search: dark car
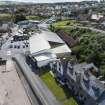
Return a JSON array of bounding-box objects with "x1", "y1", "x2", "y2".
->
[
  {"x1": 26, "y1": 45, "x2": 28, "y2": 47},
  {"x1": 11, "y1": 40, "x2": 13, "y2": 43},
  {"x1": 23, "y1": 45, "x2": 25, "y2": 48},
  {"x1": 10, "y1": 45, "x2": 13, "y2": 48},
  {"x1": 14, "y1": 45, "x2": 17, "y2": 48},
  {"x1": 17, "y1": 46, "x2": 20, "y2": 49}
]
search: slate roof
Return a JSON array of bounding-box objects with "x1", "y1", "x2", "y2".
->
[
  {"x1": 29, "y1": 34, "x2": 51, "y2": 55},
  {"x1": 56, "y1": 30, "x2": 78, "y2": 48},
  {"x1": 66, "y1": 62, "x2": 105, "y2": 103}
]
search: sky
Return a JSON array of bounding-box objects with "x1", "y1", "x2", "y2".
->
[{"x1": 0, "y1": 0, "x2": 99, "y2": 3}]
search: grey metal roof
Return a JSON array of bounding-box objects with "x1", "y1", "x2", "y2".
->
[
  {"x1": 29, "y1": 34, "x2": 51, "y2": 55},
  {"x1": 40, "y1": 31, "x2": 65, "y2": 43},
  {"x1": 51, "y1": 44, "x2": 71, "y2": 55},
  {"x1": 66, "y1": 62, "x2": 105, "y2": 102},
  {"x1": 29, "y1": 31, "x2": 71, "y2": 56},
  {"x1": 81, "y1": 77, "x2": 105, "y2": 100}
]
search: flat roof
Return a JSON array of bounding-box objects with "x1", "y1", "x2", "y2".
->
[
  {"x1": 34, "y1": 53, "x2": 56, "y2": 62},
  {"x1": 40, "y1": 31, "x2": 64, "y2": 43},
  {"x1": 29, "y1": 31, "x2": 71, "y2": 56},
  {"x1": 51, "y1": 44, "x2": 71, "y2": 54},
  {"x1": 38, "y1": 23, "x2": 49, "y2": 29},
  {"x1": 29, "y1": 20, "x2": 40, "y2": 23},
  {"x1": 29, "y1": 35, "x2": 51, "y2": 55}
]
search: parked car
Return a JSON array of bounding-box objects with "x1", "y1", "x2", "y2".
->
[
  {"x1": 17, "y1": 46, "x2": 20, "y2": 49},
  {"x1": 14, "y1": 45, "x2": 17, "y2": 48},
  {"x1": 26, "y1": 45, "x2": 28, "y2": 47},
  {"x1": 23, "y1": 45, "x2": 25, "y2": 48},
  {"x1": 9, "y1": 45, "x2": 13, "y2": 48},
  {"x1": 11, "y1": 40, "x2": 13, "y2": 43}
]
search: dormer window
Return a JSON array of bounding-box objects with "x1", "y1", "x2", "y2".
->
[
  {"x1": 69, "y1": 67, "x2": 73, "y2": 75},
  {"x1": 67, "y1": 63, "x2": 73, "y2": 75},
  {"x1": 53, "y1": 63, "x2": 57, "y2": 71},
  {"x1": 75, "y1": 72, "x2": 77, "y2": 76},
  {"x1": 83, "y1": 77, "x2": 90, "y2": 89},
  {"x1": 59, "y1": 67, "x2": 61, "y2": 71}
]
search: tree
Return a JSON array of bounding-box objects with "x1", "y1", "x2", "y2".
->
[
  {"x1": 100, "y1": 65, "x2": 105, "y2": 77},
  {"x1": 14, "y1": 8, "x2": 27, "y2": 23},
  {"x1": 14, "y1": 14, "x2": 26, "y2": 23}
]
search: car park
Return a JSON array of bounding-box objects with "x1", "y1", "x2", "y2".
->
[{"x1": 13, "y1": 35, "x2": 29, "y2": 42}]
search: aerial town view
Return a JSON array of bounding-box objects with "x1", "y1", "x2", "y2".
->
[{"x1": 0, "y1": 0, "x2": 105, "y2": 105}]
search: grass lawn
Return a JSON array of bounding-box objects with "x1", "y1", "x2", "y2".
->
[
  {"x1": 0, "y1": 13, "x2": 11, "y2": 17},
  {"x1": 0, "y1": 1, "x2": 6, "y2": 5},
  {"x1": 52, "y1": 20, "x2": 81, "y2": 29},
  {"x1": 40, "y1": 71, "x2": 78, "y2": 105},
  {"x1": 0, "y1": 13, "x2": 12, "y2": 21},
  {"x1": 26, "y1": 15, "x2": 45, "y2": 20}
]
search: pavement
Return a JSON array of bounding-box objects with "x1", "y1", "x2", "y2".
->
[
  {"x1": 0, "y1": 59, "x2": 31, "y2": 105},
  {"x1": 0, "y1": 48, "x2": 29, "y2": 60}
]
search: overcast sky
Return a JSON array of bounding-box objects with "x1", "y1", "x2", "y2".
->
[{"x1": 1, "y1": 0, "x2": 99, "y2": 3}]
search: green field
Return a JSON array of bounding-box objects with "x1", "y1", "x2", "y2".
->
[
  {"x1": 26, "y1": 15, "x2": 45, "y2": 20},
  {"x1": 0, "y1": 1, "x2": 6, "y2": 5},
  {"x1": 0, "y1": 13, "x2": 12, "y2": 21},
  {"x1": 40, "y1": 71, "x2": 78, "y2": 105},
  {"x1": 52, "y1": 20, "x2": 82, "y2": 29}
]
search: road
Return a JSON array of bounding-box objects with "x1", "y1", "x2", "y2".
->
[
  {"x1": 0, "y1": 35, "x2": 29, "y2": 60},
  {"x1": 0, "y1": 48, "x2": 28, "y2": 60},
  {"x1": 14, "y1": 54, "x2": 61, "y2": 105}
]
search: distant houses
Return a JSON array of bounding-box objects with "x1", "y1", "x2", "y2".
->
[{"x1": 90, "y1": 14, "x2": 104, "y2": 22}]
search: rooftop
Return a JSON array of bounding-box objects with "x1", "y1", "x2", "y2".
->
[
  {"x1": 40, "y1": 31, "x2": 65, "y2": 43},
  {"x1": 56, "y1": 30, "x2": 78, "y2": 48},
  {"x1": 29, "y1": 30, "x2": 71, "y2": 56},
  {"x1": 66, "y1": 62, "x2": 105, "y2": 102},
  {"x1": 29, "y1": 34, "x2": 51, "y2": 55},
  {"x1": 51, "y1": 44, "x2": 71, "y2": 55}
]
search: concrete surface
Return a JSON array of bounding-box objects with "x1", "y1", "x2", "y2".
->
[{"x1": 0, "y1": 59, "x2": 31, "y2": 105}]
